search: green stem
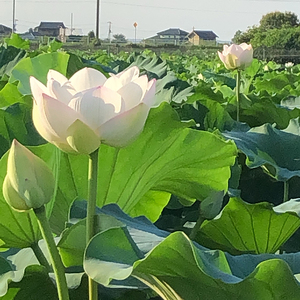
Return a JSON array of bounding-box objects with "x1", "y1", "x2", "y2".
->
[
  {"x1": 279, "y1": 180, "x2": 290, "y2": 254},
  {"x1": 283, "y1": 180, "x2": 289, "y2": 203},
  {"x1": 34, "y1": 206, "x2": 69, "y2": 300},
  {"x1": 236, "y1": 69, "x2": 241, "y2": 122},
  {"x1": 31, "y1": 241, "x2": 52, "y2": 273},
  {"x1": 86, "y1": 148, "x2": 99, "y2": 300},
  {"x1": 190, "y1": 213, "x2": 205, "y2": 241}
]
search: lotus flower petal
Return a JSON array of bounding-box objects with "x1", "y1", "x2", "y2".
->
[
  {"x1": 47, "y1": 70, "x2": 69, "y2": 85},
  {"x1": 38, "y1": 94, "x2": 80, "y2": 142},
  {"x1": 68, "y1": 86, "x2": 124, "y2": 129},
  {"x1": 117, "y1": 75, "x2": 149, "y2": 110},
  {"x1": 69, "y1": 67, "x2": 107, "y2": 92},
  {"x1": 30, "y1": 77, "x2": 49, "y2": 105},
  {"x1": 115, "y1": 66, "x2": 140, "y2": 83},
  {"x1": 97, "y1": 103, "x2": 150, "y2": 147},
  {"x1": 66, "y1": 119, "x2": 101, "y2": 154},
  {"x1": 3, "y1": 176, "x2": 30, "y2": 211},
  {"x1": 47, "y1": 78, "x2": 77, "y2": 105},
  {"x1": 103, "y1": 75, "x2": 123, "y2": 91},
  {"x1": 142, "y1": 79, "x2": 157, "y2": 107}
]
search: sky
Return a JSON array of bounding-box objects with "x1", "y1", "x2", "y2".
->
[{"x1": 2, "y1": 0, "x2": 300, "y2": 42}]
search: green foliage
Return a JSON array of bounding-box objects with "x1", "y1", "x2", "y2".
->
[
  {"x1": 196, "y1": 197, "x2": 300, "y2": 254},
  {"x1": 233, "y1": 11, "x2": 300, "y2": 50},
  {"x1": 84, "y1": 229, "x2": 300, "y2": 300},
  {"x1": 112, "y1": 34, "x2": 127, "y2": 43},
  {"x1": 259, "y1": 11, "x2": 299, "y2": 30},
  {"x1": 9, "y1": 52, "x2": 69, "y2": 95},
  {"x1": 3, "y1": 33, "x2": 300, "y2": 299},
  {"x1": 3, "y1": 33, "x2": 30, "y2": 50},
  {"x1": 223, "y1": 121, "x2": 300, "y2": 181}
]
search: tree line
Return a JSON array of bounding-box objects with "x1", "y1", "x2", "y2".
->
[{"x1": 233, "y1": 11, "x2": 300, "y2": 50}]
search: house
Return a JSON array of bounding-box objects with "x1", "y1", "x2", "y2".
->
[
  {"x1": 34, "y1": 22, "x2": 66, "y2": 41},
  {"x1": 144, "y1": 28, "x2": 189, "y2": 45},
  {"x1": 187, "y1": 30, "x2": 218, "y2": 45},
  {"x1": 0, "y1": 24, "x2": 12, "y2": 36}
]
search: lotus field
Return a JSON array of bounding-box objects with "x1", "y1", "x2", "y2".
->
[{"x1": 2, "y1": 34, "x2": 300, "y2": 300}]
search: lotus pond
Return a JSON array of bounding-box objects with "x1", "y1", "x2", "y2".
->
[{"x1": 1, "y1": 34, "x2": 300, "y2": 299}]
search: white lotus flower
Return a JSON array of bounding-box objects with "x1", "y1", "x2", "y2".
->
[
  {"x1": 218, "y1": 43, "x2": 253, "y2": 70},
  {"x1": 30, "y1": 66, "x2": 156, "y2": 154}
]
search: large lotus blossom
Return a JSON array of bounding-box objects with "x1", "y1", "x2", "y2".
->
[
  {"x1": 218, "y1": 43, "x2": 253, "y2": 70},
  {"x1": 30, "y1": 66, "x2": 156, "y2": 154}
]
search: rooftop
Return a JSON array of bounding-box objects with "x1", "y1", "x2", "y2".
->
[
  {"x1": 37, "y1": 22, "x2": 66, "y2": 29},
  {"x1": 189, "y1": 30, "x2": 218, "y2": 40},
  {"x1": 157, "y1": 28, "x2": 189, "y2": 36}
]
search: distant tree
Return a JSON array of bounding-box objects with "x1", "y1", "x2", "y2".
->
[
  {"x1": 88, "y1": 31, "x2": 95, "y2": 39},
  {"x1": 259, "y1": 11, "x2": 299, "y2": 30},
  {"x1": 112, "y1": 34, "x2": 127, "y2": 43},
  {"x1": 232, "y1": 27, "x2": 260, "y2": 44},
  {"x1": 232, "y1": 11, "x2": 300, "y2": 49}
]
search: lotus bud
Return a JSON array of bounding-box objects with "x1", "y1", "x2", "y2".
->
[
  {"x1": 3, "y1": 140, "x2": 55, "y2": 211},
  {"x1": 218, "y1": 43, "x2": 253, "y2": 70}
]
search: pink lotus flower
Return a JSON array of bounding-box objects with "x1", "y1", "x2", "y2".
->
[
  {"x1": 30, "y1": 67, "x2": 156, "y2": 154},
  {"x1": 218, "y1": 43, "x2": 253, "y2": 70}
]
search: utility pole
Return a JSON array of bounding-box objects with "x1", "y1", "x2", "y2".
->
[
  {"x1": 107, "y1": 21, "x2": 112, "y2": 43},
  {"x1": 70, "y1": 13, "x2": 74, "y2": 35},
  {"x1": 12, "y1": 0, "x2": 16, "y2": 33},
  {"x1": 95, "y1": 0, "x2": 101, "y2": 39}
]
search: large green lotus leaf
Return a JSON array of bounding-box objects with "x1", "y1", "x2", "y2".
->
[
  {"x1": 0, "y1": 256, "x2": 14, "y2": 297},
  {"x1": 0, "y1": 46, "x2": 26, "y2": 77},
  {"x1": 187, "y1": 81, "x2": 225, "y2": 104},
  {"x1": 9, "y1": 52, "x2": 69, "y2": 95},
  {"x1": 0, "y1": 265, "x2": 57, "y2": 300},
  {"x1": 223, "y1": 121, "x2": 300, "y2": 181},
  {"x1": 253, "y1": 73, "x2": 300, "y2": 101},
  {"x1": 58, "y1": 202, "x2": 168, "y2": 268},
  {"x1": 280, "y1": 96, "x2": 300, "y2": 111},
  {"x1": 195, "y1": 197, "x2": 300, "y2": 254},
  {"x1": 202, "y1": 71, "x2": 236, "y2": 89},
  {"x1": 199, "y1": 99, "x2": 235, "y2": 131},
  {"x1": 57, "y1": 103, "x2": 236, "y2": 224},
  {"x1": 0, "y1": 83, "x2": 30, "y2": 107},
  {"x1": 96, "y1": 103, "x2": 237, "y2": 220},
  {"x1": 274, "y1": 198, "x2": 300, "y2": 216},
  {"x1": 129, "y1": 54, "x2": 168, "y2": 78},
  {"x1": 84, "y1": 230, "x2": 300, "y2": 300},
  {"x1": 241, "y1": 98, "x2": 298, "y2": 129},
  {"x1": 0, "y1": 103, "x2": 45, "y2": 159},
  {"x1": 4, "y1": 34, "x2": 30, "y2": 50},
  {"x1": 0, "y1": 238, "x2": 84, "y2": 299}
]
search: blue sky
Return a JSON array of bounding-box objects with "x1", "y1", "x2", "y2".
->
[{"x1": 2, "y1": 0, "x2": 300, "y2": 41}]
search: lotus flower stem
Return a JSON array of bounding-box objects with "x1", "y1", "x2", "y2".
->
[
  {"x1": 31, "y1": 241, "x2": 52, "y2": 273},
  {"x1": 236, "y1": 70, "x2": 241, "y2": 122},
  {"x1": 86, "y1": 148, "x2": 99, "y2": 300},
  {"x1": 34, "y1": 205, "x2": 69, "y2": 300},
  {"x1": 283, "y1": 180, "x2": 289, "y2": 203},
  {"x1": 190, "y1": 213, "x2": 205, "y2": 241}
]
